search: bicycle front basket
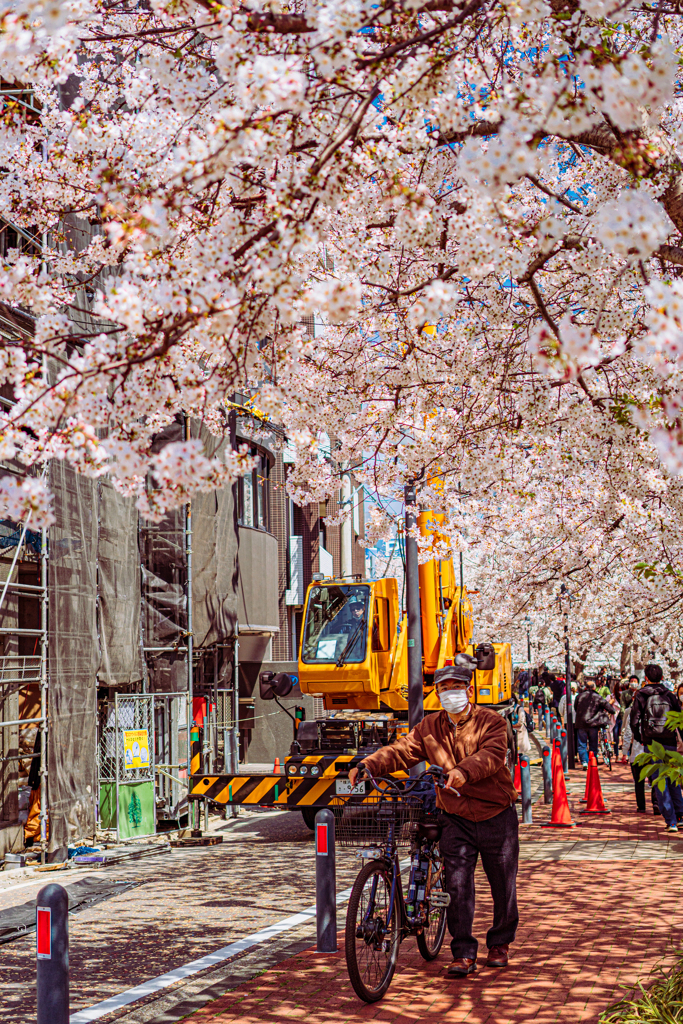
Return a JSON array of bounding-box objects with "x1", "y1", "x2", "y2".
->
[{"x1": 335, "y1": 793, "x2": 424, "y2": 849}]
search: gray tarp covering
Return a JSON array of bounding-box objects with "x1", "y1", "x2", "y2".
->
[
  {"x1": 48, "y1": 460, "x2": 98, "y2": 854},
  {"x1": 48, "y1": 464, "x2": 142, "y2": 854},
  {"x1": 98, "y1": 477, "x2": 142, "y2": 686}
]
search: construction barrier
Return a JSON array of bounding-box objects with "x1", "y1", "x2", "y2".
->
[
  {"x1": 520, "y1": 755, "x2": 532, "y2": 824},
  {"x1": 542, "y1": 745, "x2": 552, "y2": 804},
  {"x1": 513, "y1": 757, "x2": 521, "y2": 793},
  {"x1": 36, "y1": 883, "x2": 69, "y2": 1024},
  {"x1": 315, "y1": 808, "x2": 337, "y2": 952},
  {"x1": 542, "y1": 740, "x2": 575, "y2": 828},
  {"x1": 580, "y1": 752, "x2": 610, "y2": 815}
]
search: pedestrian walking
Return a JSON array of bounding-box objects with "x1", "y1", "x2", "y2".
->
[
  {"x1": 622, "y1": 703, "x2": 658, "y2": 814},
  {"x1": 349, "y1": 656, "x2": 519, "y2": 977},
  {"x1": 514, "y1": 701, "x2": 532, "y2": 754},
  {"x1": 558, "y1": 681, "x2": 577, "y2": 726},
  {"x1": 630, "y1": 663, "x2": 683, "y2": 833},
  {"x1": 574, "y1": 678, "x2": 614, "y2": 768}
]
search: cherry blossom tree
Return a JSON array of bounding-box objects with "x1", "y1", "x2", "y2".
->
[{"x1": 2, "y1": 0, "x2": 683, "y2": 662}]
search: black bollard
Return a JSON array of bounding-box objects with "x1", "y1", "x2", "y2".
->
[
  {"x1": 561, "y1": 729, "x2": 568, "y2": 774},
  {"x1": 315, "y1": 808, "x2": 337, "y2": 952},
  {"x1": 520, "y1": 755, "x2": 532, "y2": 824},
  {"x1": 542, "y1": 745, "x2": 553, "y2": 804},
  {"x1": 544, "y1": 709, "x2": 550, "y2": 738},
  {"x1": 36, "y1": 883, "x2": 69, "y2": 1024}
]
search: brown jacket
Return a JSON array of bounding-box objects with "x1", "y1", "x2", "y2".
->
[{"x1": 361, "y1": 704, "x2": 517, "y2": 822}]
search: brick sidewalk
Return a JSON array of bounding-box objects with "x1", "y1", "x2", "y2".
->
[
  {"x1": 525, "y1": 761, "x2": 683, "y2": 841},
  {"x1": 184, "y1": 859, "x2": 681, "y2": 1024},
  {"x1": 179, "y1": 761, "x2": 682, "y2": 1024}
]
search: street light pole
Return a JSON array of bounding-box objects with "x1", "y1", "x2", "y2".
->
[
  {"x1": 561, "y1": 583, "x2": 575, "y2": 769},
  {"x1": 404, "y1": 482, "x2": 424, "y2": 733}
]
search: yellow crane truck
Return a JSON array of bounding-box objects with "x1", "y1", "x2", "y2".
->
[{"x1": 188, "y1": 511, "x2": 515, "y2": 827}]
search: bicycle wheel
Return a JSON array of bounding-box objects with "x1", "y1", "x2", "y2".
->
[
  {"x1": 345, "y1": 860, "x2": 402, "y2": 1003},
  {"x1": 416, "y1": 845, "x2": 448, "y2": 961},
  {"x1": 603, "y1": 742, "x2": 612, "y2": 770}
]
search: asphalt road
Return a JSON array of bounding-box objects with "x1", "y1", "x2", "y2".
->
[{"x1": 0, "y1": 808, "x2": 360, "y2": 1024}]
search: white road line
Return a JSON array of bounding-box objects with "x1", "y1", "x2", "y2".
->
[{"x1": 70, "y1": 857, "x2": 410, "y2": 1023}]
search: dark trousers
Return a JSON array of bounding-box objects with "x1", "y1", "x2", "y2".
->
[
  {"x1": 577, "y1": 727, "x2": 599, "y2": 765},
  {"x1": 438, "y1": 804, "x2": 519, "y2": 960},
  {"x1": 648, "y1": 745, "x2": 683, "y2": 827},
  {"x1": 631, "y1": 762, "x2": 658, "y2": 813}
]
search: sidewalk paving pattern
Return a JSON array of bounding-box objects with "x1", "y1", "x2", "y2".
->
[
  {"x1": 1, "y1": 761, "x2": 681, "y2": 1024},
  {"x1": 177, "y1": 762, "x2": 683, "y2": 1024}
]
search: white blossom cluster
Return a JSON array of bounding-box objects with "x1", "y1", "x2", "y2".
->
[{"x1": 0, "y1": 0, "x2": 681, "y2": 663}]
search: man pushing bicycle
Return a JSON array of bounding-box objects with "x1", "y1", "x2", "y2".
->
[{"x1": 349, "y1": 654, "x2": 519, "y2": 977}]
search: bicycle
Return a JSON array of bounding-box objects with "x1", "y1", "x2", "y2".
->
[
  {"x1": 339, "y1": 765, "x2": 450, "y2": 1003},
  {"x1": 598, "y1": 726, "x2": 612, "y2": 770}
]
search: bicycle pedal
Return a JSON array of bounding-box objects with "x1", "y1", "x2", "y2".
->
[{"x1": 429, "y1": 892, "x2": 451, "y2": 908}]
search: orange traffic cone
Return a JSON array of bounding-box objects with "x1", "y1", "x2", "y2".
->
[
  {"x1": 542, "y1": 741, "x2": 575, "y2": 827},
  {"x1": 513, "y1": 757, "x2": 521, "y2": 792},
  {"x1": 580, "y1": 753, "x2": 610, "y2": 814},
  {"x1": 580, "y1": 752, "x2": 593, "y2": 802},
  {"x1": 274, "y1": 757, "x2": 281, "y2": 774}
]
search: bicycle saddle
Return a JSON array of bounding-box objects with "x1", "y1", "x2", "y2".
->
[{"x1": 415, "y1": 820, "x2": 441, "y2": 842}]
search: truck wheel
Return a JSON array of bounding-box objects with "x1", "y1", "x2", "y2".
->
[{"x1": 300, "y1": 807, "x2": 317, "y2": 830}]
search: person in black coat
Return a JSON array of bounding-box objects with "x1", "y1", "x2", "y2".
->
[{"x1": 573, "y1": 679, "x2": 613, "y2": 768}]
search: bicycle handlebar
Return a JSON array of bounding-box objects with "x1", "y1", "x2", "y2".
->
[{"x1": 356, "y1": 764, "x2": 447, "y2": 792}]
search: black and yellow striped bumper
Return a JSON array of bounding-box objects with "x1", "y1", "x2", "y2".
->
[
  {"x1": 189, "y1": 753, "x2": 407, "y2": 807},
  {"x1": 188, "y1": 773, "x2": 353, "y2": 807}
]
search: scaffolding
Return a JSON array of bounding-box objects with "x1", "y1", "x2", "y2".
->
[{"x1": 0, "y1": 510, "x2": 48, "y2": 862}]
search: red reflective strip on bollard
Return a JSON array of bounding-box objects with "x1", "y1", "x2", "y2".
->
[
  {"x1": 316, "y1": 822, "x2": 328, "y2": 856},
  {"x1": 36, "y1": 907, "x2": 51, "y2": 959}
]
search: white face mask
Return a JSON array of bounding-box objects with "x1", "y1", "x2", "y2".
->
[{"x1": 438, "y1": 689, "x2": 469, "y2": 714}]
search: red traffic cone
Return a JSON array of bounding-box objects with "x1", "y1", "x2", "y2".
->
[
  {"x1": 580, "y1": 754, "x2": 610, "y2": 814},
  {"x1": 580, "y1": 752, "x2": 595, "y2": 802},
  {"x1": 513, "y1": 757, "x2": 521, "y2": 792},
  {"x1": 542, "y1": 742, "x2": 575, "y2": 827},
  {"x1": 274, "y1": 757, "x2": 281, "y2": 774}
]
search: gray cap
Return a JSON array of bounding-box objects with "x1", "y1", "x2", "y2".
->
[{"x1": 434, "y1": 653, "x2": 476, "y2": 686}]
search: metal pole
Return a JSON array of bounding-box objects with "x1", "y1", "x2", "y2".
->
[
  {"x1": 185, "y1": 415, "x2": 194, "y2": 830},
  {"x1": 114, "y1": 694, "x2": 120, "y2": 843},
  {"x1": 39, "y1": 524, "x2": 48, "y2": 865},
  {"x1": 542, "y1": 745, "x2": 552, "y2": 804},
  {"x1": 561, "y1": 584, "x2": 576, "y2": 769},
  {"x1": 36, "y1": 883, "x2": 68, "y2": 1024},
  {"x1": 527, "y1": 629, "x2": 531, "y2": 663},
  {"x1": 404, "y1": 483, "x2": 423, "y2": 733},
  {"x1": 520, "y1": 755, "x2": 532, "y2": 824},
  {"x1": 230, "y1": 637, "x2": 239, "y2": 817},
  {"x1": 315, "y1": 808, "x2": 337, "y2": 952},
  {"x1": 544, "y1": 708, "x2": 550, "y2": 738}
]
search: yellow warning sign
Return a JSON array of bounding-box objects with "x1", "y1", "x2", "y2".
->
[{"x1": 123, "y1": 730, "x2": 150, "y2": 771}]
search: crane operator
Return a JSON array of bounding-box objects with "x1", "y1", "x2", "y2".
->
[{"x1": 348, "y1": 654, "x2": 519, "y2": 977}]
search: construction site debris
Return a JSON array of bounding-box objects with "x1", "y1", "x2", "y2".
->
[
  {"x1": 170, "y1": 835, "x2": 223, "y2": 847},
  {"x1": 72, "y1": 842, "x2": 171, "y2": 866}
]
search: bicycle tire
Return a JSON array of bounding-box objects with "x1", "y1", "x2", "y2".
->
[
  {"x1": 345, "y1": 860, "x2": 402, "y2": 1003},
  {"x1": 416, "y1": 845, "x2": 447, "y2": 961}
]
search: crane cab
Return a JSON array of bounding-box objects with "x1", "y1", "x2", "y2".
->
[{"x1": 298, "y1": 577, "x2": 402, "y2": 711}]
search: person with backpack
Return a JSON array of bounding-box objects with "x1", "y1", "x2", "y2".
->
[
  {"x1": 573, "y1": 678, "x2": 614, "y2": 768},
  {"x1": 630, "y1": 663, "x2": 683, "y2": 833}
]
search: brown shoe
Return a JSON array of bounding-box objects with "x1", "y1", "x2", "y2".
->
[
  {"x1": 485, "y1": 944, "x2": 509, "y2": 967},
  {"x1": 447, "y1": 957, "x2": 477, "y2": 977}
]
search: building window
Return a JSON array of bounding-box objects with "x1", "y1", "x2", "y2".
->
[{"x1": 238, "y1": 448, "x2": 270, "y2": 531}]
